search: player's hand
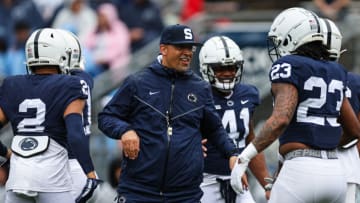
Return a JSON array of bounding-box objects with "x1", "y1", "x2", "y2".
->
[
  {"x1": 75, "y1": 178, "x2": 103, "y2": 203},
  {"x1": 201, "y1": 139, "x2": 207, "y2": 157},
  {"x1": 230, "y1": 156, "x2": 249, "y2": 194},
  {"x1": 121, "y1": 130, "x2": 140, "y2": 160}
]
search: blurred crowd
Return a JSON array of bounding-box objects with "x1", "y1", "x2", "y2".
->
[
  {"x1": 0, "y1": 0, "x2": 353, "y2": 79},
  {"x1": 0, "y1": 0, "x2": 169, "y2": 78},
  {"x1": 0, "y1": 0, "x2": 357, "y2": 202}
]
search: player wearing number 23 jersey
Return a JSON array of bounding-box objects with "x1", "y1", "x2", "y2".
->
[
  {"x1": 271, "y1": 54, "x2": 347, "y2": 148},
  {"x1": 230, "y1": 8, "x2": 360, "y2": 203}
]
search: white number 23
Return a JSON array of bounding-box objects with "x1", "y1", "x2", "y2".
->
[{"x1": 270, "y1": 63, "x2": 291, "y2": 80}]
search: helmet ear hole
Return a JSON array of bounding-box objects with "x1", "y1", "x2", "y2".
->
[{"x1": 283, "y1": 38, "x2": 288, "y2": 46}]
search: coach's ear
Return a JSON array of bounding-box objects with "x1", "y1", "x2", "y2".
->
[{"x1": 159, "y1": 44, "x2": 168, "y2": 56}]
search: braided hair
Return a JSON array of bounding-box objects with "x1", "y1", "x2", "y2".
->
[{"x1": 293, "y1": 41, "x2": 331, "y2": 61}]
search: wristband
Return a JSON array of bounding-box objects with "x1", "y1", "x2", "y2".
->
[{"x1": 238, "y1": 142, "x2": 258, "y2": 163}]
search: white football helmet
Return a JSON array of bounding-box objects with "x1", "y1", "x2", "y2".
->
[
  {"x1": 199, "y1": 36, "x2": 244, "y2": 92},
  {"x1": 267, "y1": 7, "x2": 324, "y2": 62},
  {"x1": 25, "y1": 28, "x2": 69, "y2": 74},
  {"x1": 56, "y1": 29, "x2": 85, "y2": 70},
  {"x1": 319, "y1": 18, "x2": 343, "y2": 61}
]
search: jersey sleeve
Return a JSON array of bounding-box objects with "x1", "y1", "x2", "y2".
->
[
  {"x1": 268, "y1": 57, "x2": 302, "y2": 89},
  {"x1": 62, "y1": 76, "x2": 88, "y2": 108}
]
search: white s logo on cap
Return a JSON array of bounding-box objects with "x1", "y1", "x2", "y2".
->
[{"x1": 184, "y1": 28, "x2": 193, "y2": 40}]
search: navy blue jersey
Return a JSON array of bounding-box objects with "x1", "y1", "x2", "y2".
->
[
  {"x1": 0, "y1": 74, "x2": 87, "y2": 148},
  {"x1": 204, "y1": 83, "x2": 260, "y2": 175},
  {"x1": 346, "y1": 72, "x2": 360, "y2": 114},
  {"x1": 70, "y1": 69, "x2": 94, "y2": 135},
  {"x1": 270, "y1": 55, "x2": 348, "y2": 149}
]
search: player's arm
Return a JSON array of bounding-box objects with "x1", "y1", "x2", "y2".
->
[
  {"x1": 231, "y1": 83, "x2": 297, "y2": 194},
  {"x1": 246, "y1": 119, "x2": 271, "y2": 199},
  {"x1": 0, "y1": 107, "x2": 11, "y2": 159},
  {"x1": 252, "y1": 83, "x2": 297, "y2": 151},
  {"x1": 339, "y1": 97, "x2": 360, "y2": 140},
  {"x1": 64, "y1": 98, "x2": 96, "y2": 178}
]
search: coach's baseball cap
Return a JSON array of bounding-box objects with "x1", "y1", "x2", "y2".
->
[{"x1": 160, "y1": 24, "x2": 201, "y2": 46}]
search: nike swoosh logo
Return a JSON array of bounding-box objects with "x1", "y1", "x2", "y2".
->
[
  {"x1": 149, "y1": 91, "x2": 160, "y2": 95},
  {"x1": 241, "y1": 100, "x2": 249, "y2": 104}
]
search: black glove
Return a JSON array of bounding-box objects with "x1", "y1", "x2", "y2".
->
[{"x1": 75, "y1": 178, "x2": 103, "y2": 203}]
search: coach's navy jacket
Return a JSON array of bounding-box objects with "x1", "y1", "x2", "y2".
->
[{"x1": 98, "y1": 56, "x2": 237, "y2": 199}]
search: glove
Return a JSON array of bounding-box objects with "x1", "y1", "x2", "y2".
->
[
  {"x1": 230, "y1": 156, "x2": 249, "y2": 194},
  {"x1": 75, "y1": 178, "x2": 103, "y2": 203}
]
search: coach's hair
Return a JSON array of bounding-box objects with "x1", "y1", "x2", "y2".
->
[{"x1": 293, "y1": 41, "x2": 331, "y2": 61}]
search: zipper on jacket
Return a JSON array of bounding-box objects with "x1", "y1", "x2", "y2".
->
[{"x1": 160, "y1": 79, "x2": 175, "y2": 192}]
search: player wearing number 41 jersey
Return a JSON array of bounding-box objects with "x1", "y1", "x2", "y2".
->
[
  {"x1": 199, "y1": 36, "x2": 271, "y2": 203},
  {"x1": 230, "y1": 7, "x2": 360, "y2": 203},
  {"x1": 0, "y1": 28, "x2": 98, "y2": 203}
]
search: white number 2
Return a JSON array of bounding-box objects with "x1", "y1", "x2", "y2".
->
[
  {"x1": 297, "y1": 76, "x2": 343, "y2": 126},
  {"x1": 17, "y1": 99, "x2": 45, "y2": 132}
]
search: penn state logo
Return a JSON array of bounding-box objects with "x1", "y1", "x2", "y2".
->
[
  {"x1": 187, "y1": 93, "x2": 197, "y2": 103},
  {"x1": 19, "y1": 137, "x2": 38, "y2": 151},
  {"x1": 117, "y1": 196, "x2": 126, "y2": 203},
  {"x1": 227, "y1": 100, "x2": 234, "y2": 107}
]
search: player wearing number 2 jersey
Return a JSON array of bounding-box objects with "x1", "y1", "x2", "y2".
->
[
  {"x1": 55, "y1": 29, "x2": 98, "y2": 201},
  {"x1": 0, "y1": 28, "x2": 98, "y2": 203},
  {"x1": 199, "y1": 36, "x2": 271, "y2": 203},
  {"x1": 230, "y1": 7, "x2": 360, "y2": 203}
]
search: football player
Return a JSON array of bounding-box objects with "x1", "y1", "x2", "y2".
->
[
  {"x1": 56, "y1": 29, "x2": 101, "y2": 203},
  {"x1": 199, "y1": 36, "x2": 271, "y2": 203},
  {"x1": 230, "y1": 7, "x2": 360, "y2": 203},
  {"x1": 320, "y1": 17, "x2": 360, "y2": 203},
  {"x1": 0, "y1": 28, "x2": 98, "y2": 203}
]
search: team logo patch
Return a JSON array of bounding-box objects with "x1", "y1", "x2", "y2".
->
[
  {"x1": 227, "y1": 100, "x2": 234, "y2": 107},
  {"x1": 11, "y1": 135, "x2": 50, "y2": 158},
  {"x1": 117, "y1": 196, "x2": 126, "y2": 203},
  {"x1": 187, "y1": 93, "x2": 197, "y2": 103},
  {"x1": 20, "y1": 137, "x2": 38, "y2": 151}
]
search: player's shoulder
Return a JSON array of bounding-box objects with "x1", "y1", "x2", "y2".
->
[
  {"x1": 348, "y1": 72, "x2": 360, "y2": 87},
  {"x1": 233, "y1": 83, "x2": 258, "y2": 96},
  {"x1": 70, "y1": 69, "x2": 94, "y2": 88},
  {"x1": 3, "y1": 75, "x2": 26, "y2": 83}
]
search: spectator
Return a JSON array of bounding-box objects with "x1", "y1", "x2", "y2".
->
[
  {"x1": 180, "y1": 0, "x2": 204, "y2": 23},
  {"x1": 0, "y1": 0, "x2": 17, "y2": 46},
  {"x1": 4, "y1": 20, "x2": 31, "y2": 76},
  {"x1": 32, "y1": 0, "x2": 64, "y2": 27},
  {"x1": 0, "y1": 36, "x2": 7, "y2": 76},
  {"x1": 10, "y1": 0, "x2": 44, "y2": 31},
  {"x1": 117, "y1": 0, "x2": 164, "y2": 52},
  {"x1": 313, "y1": 0, "x2": 350, "y2": 21},
  {"x1": 83, "y1": 3, "x2": 131, "y2": 77},
  {"x1": 52, "y1": 0, "x2": 97, "y2": 42}
]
